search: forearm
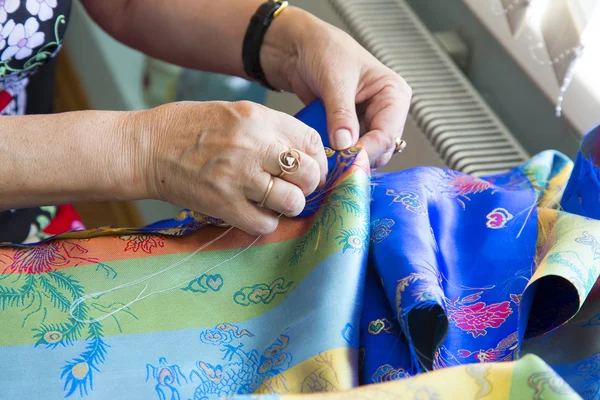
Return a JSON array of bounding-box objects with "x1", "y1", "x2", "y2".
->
[
  {"x1": 0, "y1": 111, "x2": 145, "y2": 209},
  {"x1": 80, "y1": 0, "x2": 315, "y2": 82}
]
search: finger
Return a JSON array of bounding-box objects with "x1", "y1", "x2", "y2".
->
[
  {"x1": 273, "y1": 114, "x2": 329, "y2": 186},
  {"x1": 245, "y1": 173, "x2": 306, "y2": 217},
  {"x1": 221, "y1": 200, "x2": 280, "y2": 236},
  {"x1": 358, "y1": 75, "x2": 411, "y2": 167},
  {"x1": 321, "y1": 75, "x2": 361, "y2": 152},
  {"x1": 372, "y1": 149, "x2": 395, "y2": 170},
  {"x1": 261, "y1": 148, "x2": 321, "y2": 196},
  {"x1": 359, "y1": 129, "x2": 393, "y2": 167}
]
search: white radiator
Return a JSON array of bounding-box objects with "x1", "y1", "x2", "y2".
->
[{"x1": 328, "y1": 0, "x2": 530, "y2": 176}]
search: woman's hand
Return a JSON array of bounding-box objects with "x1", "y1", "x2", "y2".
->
[
  {"x1": 130, "y1": 101, "x2": 328, "y2": 235},
  {"x1": 83, "y1": 1, "x2": 408, "y2": 167},
  {"x1": 84, "y1": 1, "x2": 409, "y2": 166},
  {"x1": 261, "y1": 7, "x2": 412, "y2": 168}
]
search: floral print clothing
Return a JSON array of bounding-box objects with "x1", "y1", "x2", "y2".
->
[{"x1": 0, "y1": 0, "x2": 71, "y2": 243}]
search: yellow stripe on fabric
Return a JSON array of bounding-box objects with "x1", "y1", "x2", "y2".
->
[
  {"x1": 532, "y1": 209, "x2": 600, "y2": 304},
  {"x1": 254, "y1": 348, "x2": 357, "y2": 395},
  {"x1": 247, "y1": 354, "x2": 580, "y2": 400},
  {"x1": 538, "y1": 163, "x2": 573, "y2": 209}
]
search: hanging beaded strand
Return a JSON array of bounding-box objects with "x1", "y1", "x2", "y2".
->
[{"x1": 489, "y1": 0, "x2": 586, "y2": 117}]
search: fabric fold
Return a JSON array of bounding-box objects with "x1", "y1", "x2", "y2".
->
[
  {"x1": 562, "y1": 125, "x2": 600, "y2": 218},
  {"x1": 0, "y1": 100, "x2": 599, "y2": 399},
  {"x1": 368, "y1": 162, "x2": 538, "y2": 373}
]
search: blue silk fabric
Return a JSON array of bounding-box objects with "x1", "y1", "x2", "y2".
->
[{"x1": 299, "y1": 100, "x2": 599, "y2": 397}]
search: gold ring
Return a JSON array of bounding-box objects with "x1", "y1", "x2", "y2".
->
[
  {"x1": 278, "y1": 149, "x2": 301, "y2": 176},
  {"x1": 394, "y1": 138, "x2": 407, "y2": 154},
  {"x1": 259, "y1": 177, "x2": 275, "y2": 208}
]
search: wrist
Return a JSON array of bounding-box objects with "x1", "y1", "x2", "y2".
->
[
  {"x1": 260, "y1": 6, "x2": 317, "y2": 90},
  {"x1": 112, "y1": 110, "x2": 155, "y2": 202}
]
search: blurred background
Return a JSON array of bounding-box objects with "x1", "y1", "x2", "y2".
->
[{"x1": 57, "y1": 0, "x2": 599, "y2": 228}]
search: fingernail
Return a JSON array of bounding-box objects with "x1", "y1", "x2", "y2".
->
[{"x1": 333, "y1": 129, "x2": 352, "y2": 150}]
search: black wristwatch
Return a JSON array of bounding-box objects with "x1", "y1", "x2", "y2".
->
[{"x1": 242, "y1": 1, "x2": 289, "y2": 91}]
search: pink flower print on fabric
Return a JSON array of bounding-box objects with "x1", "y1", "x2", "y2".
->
[
  {"x1": 448, "y1": 301, "x2": 513, "y2": 338},
  {"x1": 486, "y1": 208, "x2": 514, "y2": 229}
]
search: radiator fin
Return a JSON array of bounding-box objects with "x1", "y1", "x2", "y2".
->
[{"x1": 328, "y1": 0, "x2": 529, "y2": 175}]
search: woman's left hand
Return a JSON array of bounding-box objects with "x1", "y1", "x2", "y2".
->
[{"x1": 260, "y1": 6, "x2": 412, "y2": 168}]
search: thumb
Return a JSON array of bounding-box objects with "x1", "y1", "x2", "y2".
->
[{"x1": 321, "y1": 80, "x2": 360, "y2": 151}]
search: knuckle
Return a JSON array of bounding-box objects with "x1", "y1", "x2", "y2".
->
[
  {"x1": 212, "y1": 164, "x2": 237, "y2": 189},
  {"x1": 234, "y1": 100, "x2": 262, "y2": 119},
  {"x1": 263, "y1": 141, "x2": 282, "y2": 162},
  {"x1": 301, "y1": 127, "x2": 323, "y2": 155},
  {"x1": 392, "y1": 74, "x2": 412, "y2": 97},
  {"x1": 379, "y1": 70, "x2": 412, "y2": 98},
  {"x1": 330, "y1": 107, "x2": 356, "y2": 120},
  {"x1": 245, "y1": 172, "x2": 266, "y2": 199}
]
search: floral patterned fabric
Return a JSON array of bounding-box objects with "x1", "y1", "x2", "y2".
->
[
  {"x1": 0, "y1": 0, "x2": 72, "y2": 243},
  {"x1": 0, "y1": 0, "x2": 70, "y2": 115},
  {"x1": 0, "y1": 101, "x2": 598, "y2": 400}
]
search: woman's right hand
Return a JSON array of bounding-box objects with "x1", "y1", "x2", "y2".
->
[{"x1": 129, "y1": 101, "x2": 328, "y2": 235}]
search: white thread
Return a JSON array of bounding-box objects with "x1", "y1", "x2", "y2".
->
[
  {"x1": 69, "y1": 227, "x2": 261, "y2": 324},
  {"x1": 515, "y1": 196, "x2": 537, "y2": 239}
]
